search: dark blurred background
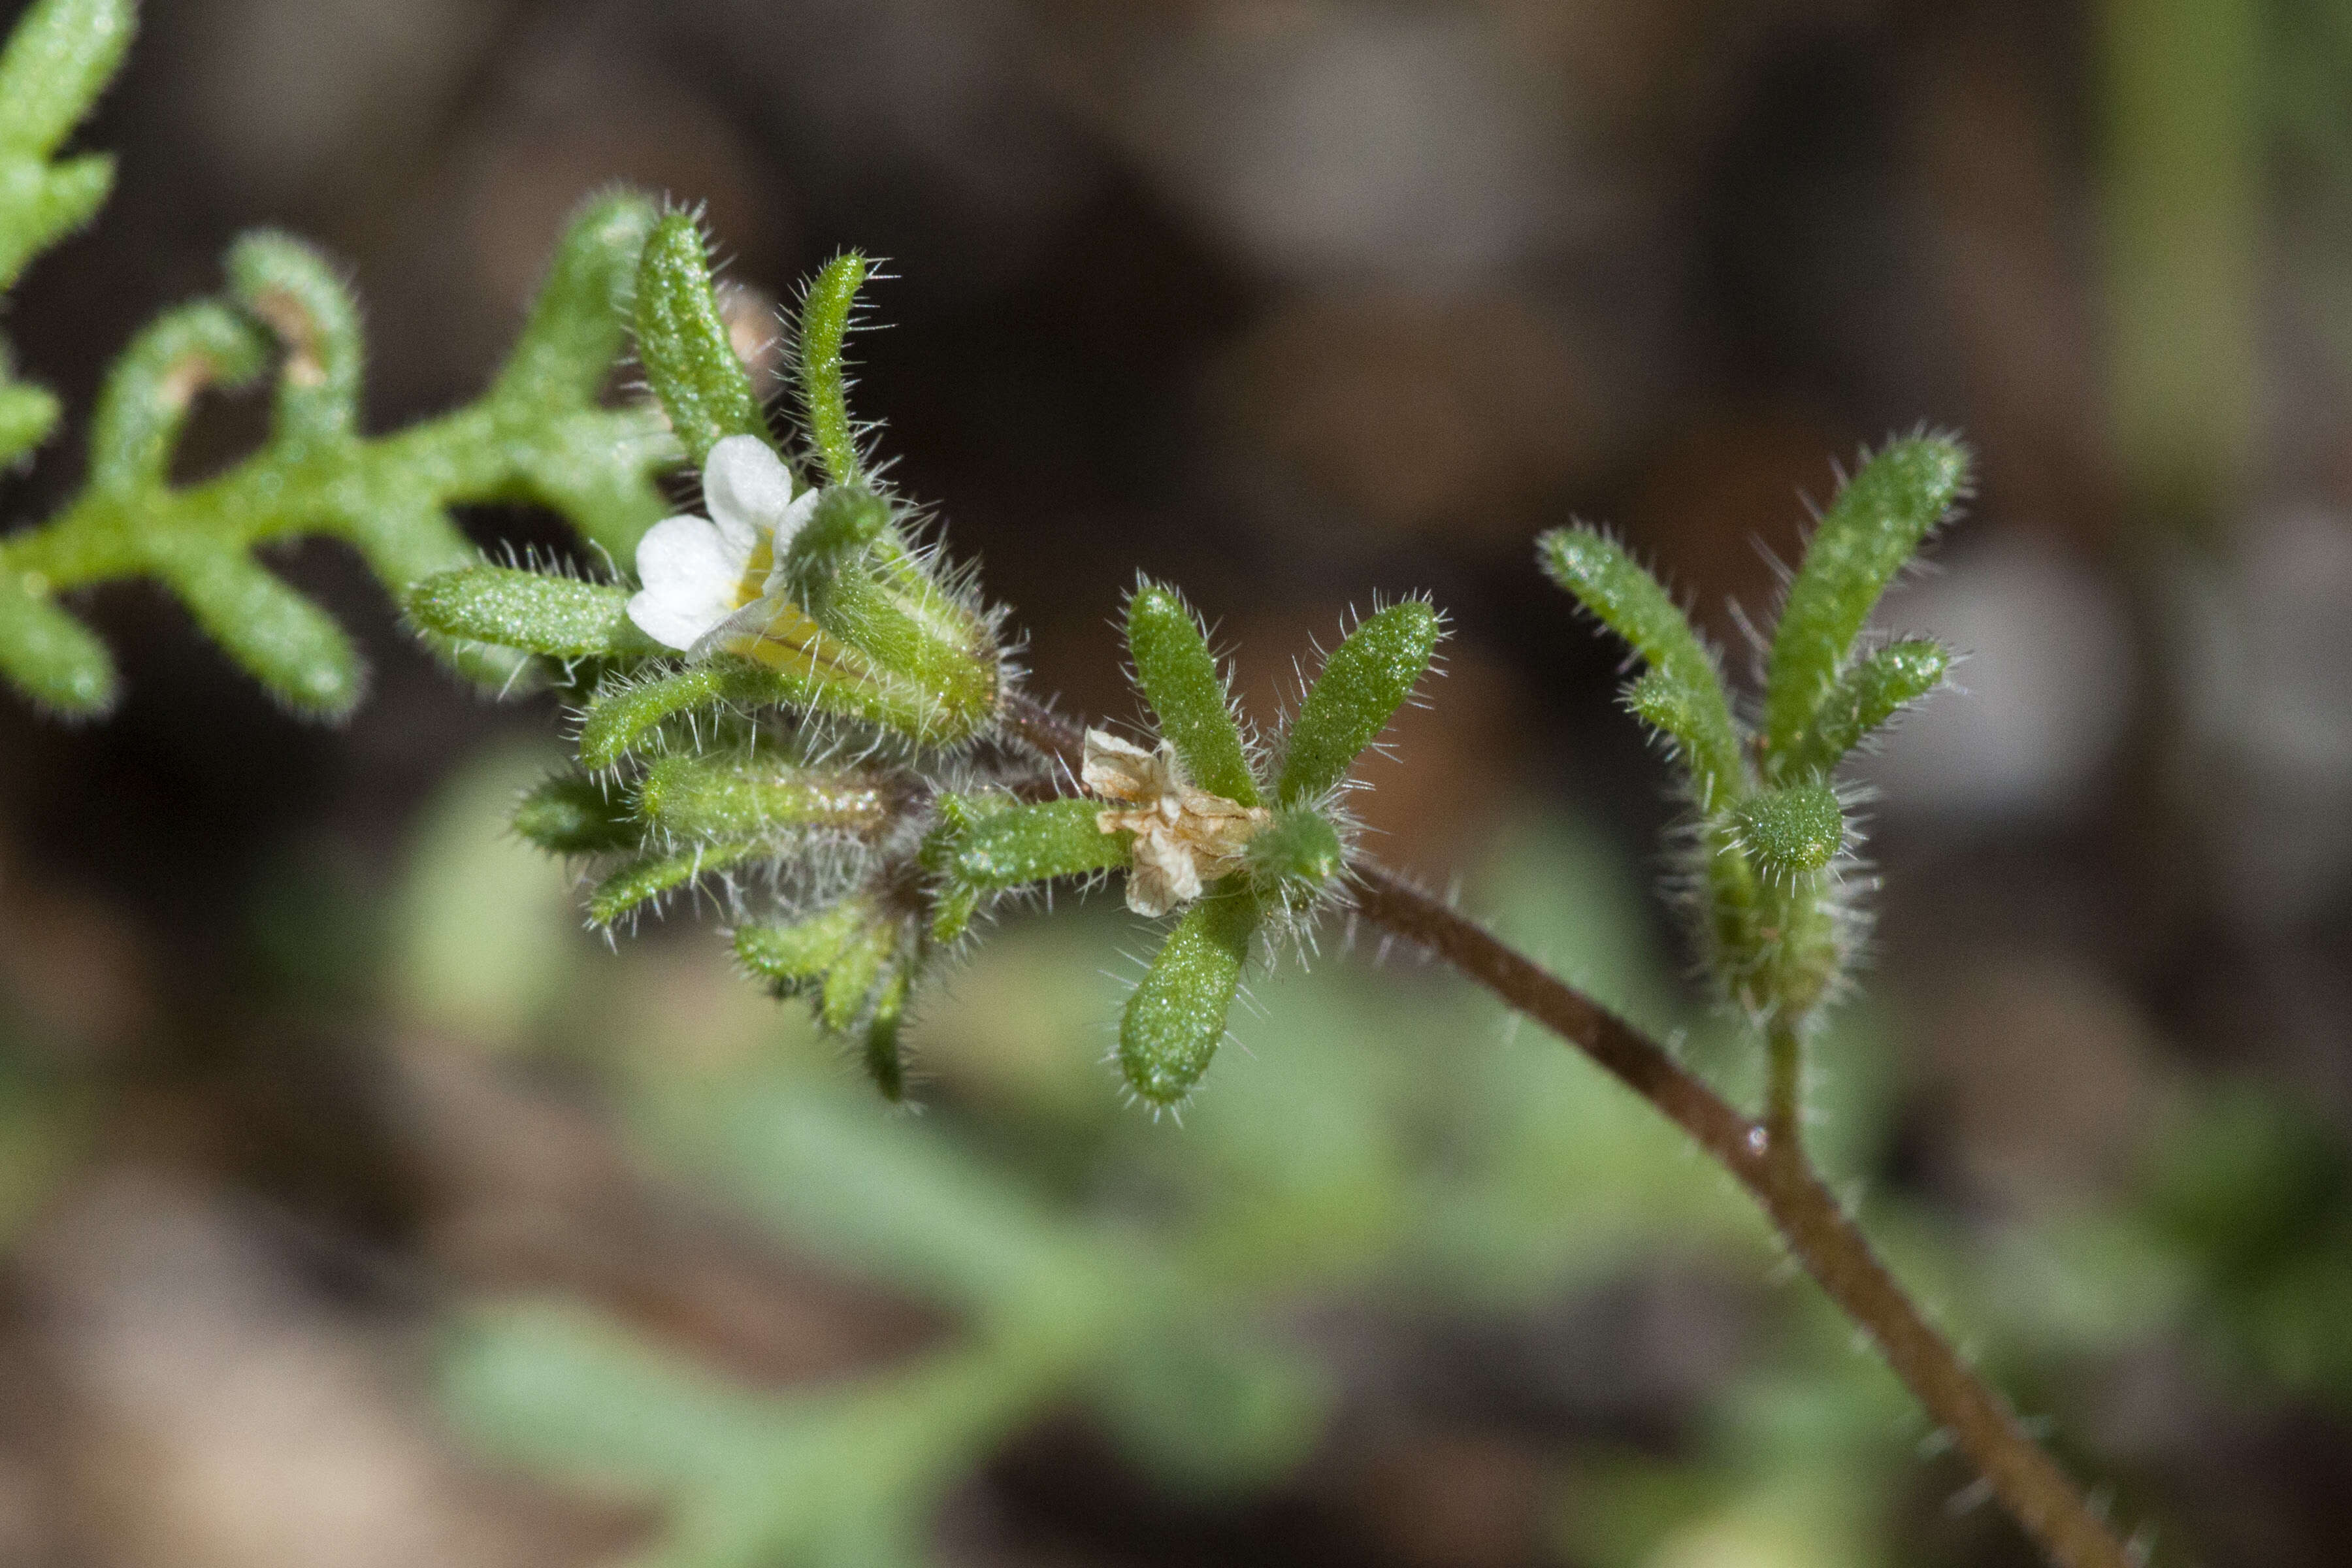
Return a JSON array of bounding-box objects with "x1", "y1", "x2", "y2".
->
[{"x1": 2, "y1": 1, "x2": 2351, "y2": 1564}]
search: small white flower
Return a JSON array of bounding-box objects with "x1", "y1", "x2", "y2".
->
[
  {"x1": 1083, "y1": 728, "x2": 1269, "y2": 918},
  {"x1": 627, "y1": 435, "x2": 822, "y2": 655}
]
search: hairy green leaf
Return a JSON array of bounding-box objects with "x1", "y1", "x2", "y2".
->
[
  {"x1": 1243, "y1": 806, "x2": 1343, "y2": 896},
  {"x1": 1539, "y1": 530, "x2": 1744, "y2": 810},
  {"x1": 1779, "y1": 636, "x2": 1950, "y2": 780},
  {"x1": 1126, "y1": 581, "x2": 1257, "y2": 806},
  {"x1": 735, "y1": 903, "x2": 869, "y2": 993},
  {"x1": 587, "y1": 840, "x2": 760, "y2": 925},
  {"x1": 1761, "y1": 437, "x2": 1968, "y2": 766},
  {"x1": 1275, "y1": 600, "x2": 1441, "y2": 808},
  {"x1": 0, "y1": 0, "x2": 132, "y2": 290},
  {"x1": 634, "y1": 211, "x2": 769, "y2": 468},
  {"x1": 512, "y1": 774, "x2": 640, "y2": 855},
  {"x1": 1119, "y1": 890, "x2": 1260, "y2": 1105},
  {"x1": 1732, "y1": 785, "x2": 1845, "y2": 879},
  {"x1": 796, "y1": 251, "x2": 868, "y2": 486},
  {"x1": 638, "y1": 753, "x2": 892, "y2": 841},
  {"x1": 406, "y1": 567, "x2": 651, "y2": 660}
]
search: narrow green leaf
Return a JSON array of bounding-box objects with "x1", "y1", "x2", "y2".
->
[
  {"x1": 1779, "y1": 636, "x2": 1950, "y2": 780},
  {"x1": 1126, "y1": 581, "x2": 1256, "y2": 806},
  {"x1": 0, "y1": 154, "x2": 112, "y2": 295},
  {"x1": 0, "y1": 377, "x2": 58, "y2": 464},
  {"x1": 587, "y1": 840, "x2": 759, "y2": 925},
  {"x1": 86, "y1": 302, "x2": 267, "y2": 495},
  {"x1": 634, "y1": 212, "x2": 767, "y2": 467},
  {"x1": 1731, "y1": 785, "x2": 1845, "y2": 878},
  {"x1": 637, "y1": 753, "x2": 891, "y2": 840},
  {"x1": 0, "y1": 571, "x2": 114, "y2": 714},
  {"x1": 0, "y1": 0, "x2": 134, "y2": 162},
  {"x1": 1275, "y1": 600, "x2": 1441, "y2": 808},
  {"x1": 1539, "y1": 530, "x2": 1746, "y2": 810},
  {"x1": 1119, "y1": 890, "x2": 1260, "y2": 1105},
  {"x1": 512, "y1": 774, "x2": 639, "y2": 855},
  {"x1": 930, "y1": 796, "x2": 1129, "y2": 890},
  {"x1": 153, "y1": 546, "x2": 363, "y2": 719},
  {"x1": 796, "y1": 250, "x2": 868, "y2": 486},
  {"x1": 227, "y1": 231, "x2": 363, "y2": 451},
  {"x1": 406, "y1": 566, "x2": 652, "y2": 659},
  {"x1": 735, "y1": 903, "x2": 866, "y2": 992},
  {"x1": 493, "y1": 191, "x2": 657, "y2": 408},
  {"x1": 1761, "y1": 436, "x2": 1968, "y2": 765}
]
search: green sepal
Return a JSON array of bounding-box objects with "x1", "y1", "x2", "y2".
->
[
  {"x1": 1119, "y1": 889, "x2": 1261, "y2": 1105},
  {"x1": 1539, "y1": 530, "x2": 1745, "y2": 810},
  {"x1": 1126, "y1": 581, "x2": 1257, "y2": 806},
  {"x1": 734, "y1": 903, "x2": 868, "y2": 994},
  {"x1": 634, "y1": 212, "x2": 769, "y2": 467},
  {"x1": 1275, "y1": 600, "x2": 1441, "y2": 808},
  {"x1": 586, "y1": 840, "x2": 760, "y2": 926},
  {"x1": 796, "y1": 251, "x2": 868, "y2": 486},
  {"x1": 636, "y1": 753, "x2": 890, "y2": 841},
  {"x1": 406, "y1": 566, "x2": 653, "y2": 660},
  {"x1": 0, "y1": 0, "x2": 132, "y2": 291},
  {"x1": 1243, "y1": 806, "x2": 1343, "y2": 897},
  {"x1": 780, "y1": 490, "x2": 1000, "y2": 745},
  {"x1": 926, "y1": 794, "x2": 1128, "y2": 901},
  {"x1": 1761, "y1": 437, "x2": 1968, "y2": 764},
  {"x1": 1731, "y1": 785, "x2": 1845, "y2": 879},
  {"x1": 150, "y1": 543, "x2": 363, "y2": 719},
  {"x1": 1777, "y1": 636, "x2": 1950, "y2": 781},
  {"x1": 86, "y1": 302, "x2": 267, "y2": 496},
  {"x1": 512, "y1": 774, "x2": 639, "y2": 856},
  {"x1": 0, "y1": 571, "x2": 113, "y2": 714},
  {"x1": 0, "y1": 378, "x2": 58, "y2": 465},
  {"x1": 227, "y1": 231, "x2": 363, "y2": 451}
]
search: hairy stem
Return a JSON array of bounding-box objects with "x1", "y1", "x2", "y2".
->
[{"x1": 1002, "y1": 688, "x2": 2136, "y2": 1568}]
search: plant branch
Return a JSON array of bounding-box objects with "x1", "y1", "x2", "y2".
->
[{"x1": 1001, "y1": 689, "x2": 2134, "y2": 1568}]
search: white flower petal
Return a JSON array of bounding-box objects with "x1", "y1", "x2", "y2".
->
[
  {"x1": 702, "y1": 434, "x2": 796, "y2": 553},
  {"x1": 629, "y1": 514, "x2": 743, "y2": 649}
]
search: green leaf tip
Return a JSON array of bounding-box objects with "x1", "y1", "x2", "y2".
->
[
  {"x1": 227, "y1": 231, "x2": 363, "y2": 449},
  {"x1": 0, "y1": 574, "x2": 115, "y2": 715},
  {"x1": 1732, "y1": 785, "x2": 1845, "y2": 878},
  {"x1": 1275, "y1": 599, "x2": 1441, "y2": 808},
  {"x1": 407, "y1": 566, "x2": 651, "y2": 661},
  {"x1": 1126, "y1": 581, "x2": 1256, "y2": 806},
  {"x1": 513, "y1": 774, "x2": 639, "y2": 856},
  {"x1": 634, "y1": 211, "x2": 769, "y2": 467},
  {"x1": 587, "y1": 840, "x2": 759, "y2": 926},
  {"x1": 1119, "y1": 890, "x2": 1260, "y2": 1105},
  {"x1": 0, "y1": 0, "x2": 135, "y2": 291},
  {"x1": 150, "y1": 544, "x2": 364, "y2": 720},
  {"x1": 88, "y1": 302, "x2": 267, "y2": 495},
  {"x1": 1761, "y1": 436, "x2": 1969, "y2": 764},
  {"x1": 1539, "y1": 529, "x2": 1745, "y2": 810},
  {"x1": 796, "y1": 250, "x2": 869, "y2": 487},
  {"x1": 1780, "y1": 636, "x2": 1950, "y2": 780}
]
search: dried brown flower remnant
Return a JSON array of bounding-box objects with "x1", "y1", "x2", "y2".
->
[{"x1": 1083, "y1": 729, "x2": 1269, "y2": 918}]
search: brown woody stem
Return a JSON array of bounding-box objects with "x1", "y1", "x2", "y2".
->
[{"x1": 1003, "y1": 690, "x2": 2136, "y2": 1568}]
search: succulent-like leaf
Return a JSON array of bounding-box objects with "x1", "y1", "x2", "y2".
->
[
  {"x1": 796, "y1": 251, "x2": 868, "y2": 487},
  {"x1": 1539, "y1": 531, "x2": 1744, "y2": 810},
  {"x1": 1778, "y1": 636, "x2": 1950, "y2": 781},
  {"x1": 407, "y1": 567, "x2": 651, "y2": 660},
  {"x1": 227, "y1": 232, "x2": 363, "y2": 452},
  {"x1": 86, "y1": 302, "x2": 265, "y2": 494},
  {"x1": 1275, "y1": 600, "x2": 1441, "y2": 808},
  {"x1": 637, "y1": 753, "x2": 892, "y2": 841},
  {"x1": 927, "y1": 796, "x2": 1129, "y2": 891},
  {"x1": 1119, "y1": 890, "x2": 1260, "y2": 1105},
  {"x1": 735, "y1": 904, "x2": 869, "y2": 993},
  {"x1": 1126, "y1": 581, "x2": 1258, "y2": 806},
  {"x1": 1243, "y1": 806, "x2": 1343, "y2": 896},
  {"x1": 1760, "y1": 437, "x2": 1968, "y2": 766},
  {"x1": 587, "y1": 841, "x2": 760, "y2": 925},
  {"x1": 0, "y1": 572, "x2": 113, "y2": 713},
  {"x1": 634, "y1": 211, "x2": 770, "y2": 468},
  {"x1": 0, "y1": 0, "x2": 131, "y2": 291},
  {"x1": 150, "y1": 540, "x2": 363, "y2": 718}
]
